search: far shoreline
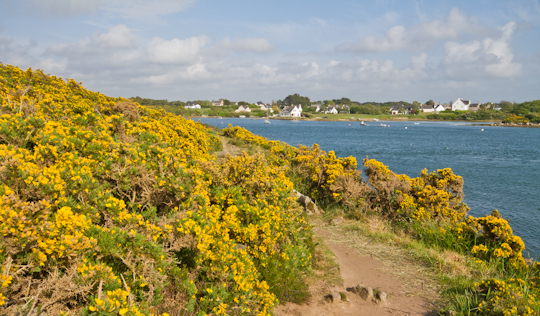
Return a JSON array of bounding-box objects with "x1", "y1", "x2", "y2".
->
[{"x1": 192, "y1": 115, "x2": 540, "y2": 127}]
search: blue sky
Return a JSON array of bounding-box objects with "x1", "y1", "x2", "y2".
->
[{"x1": 1, "y1": 0, "x2": 539, "y2": 103}]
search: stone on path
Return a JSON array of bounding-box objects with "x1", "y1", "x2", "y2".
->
[
  {"x1": 375, "y1": 291, "x2": 388, "y2": 305},
  {"x1": 331, "y1": 291, "x2": 341, "y2": 303},
  {"x1": 330, "y1": 216, "x2": 344, "y2": 226}
]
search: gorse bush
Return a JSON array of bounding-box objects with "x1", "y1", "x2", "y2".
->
[
  {"x1": 223, "y1": 125, "x2": 540, "y2": 315},
  {"x1": 0, "y1": 64, "x2": 314, "y2": 315}
]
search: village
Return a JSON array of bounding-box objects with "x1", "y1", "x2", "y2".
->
[{"x1": 182, "y1": 98, "x2": 503, "y2": 118}]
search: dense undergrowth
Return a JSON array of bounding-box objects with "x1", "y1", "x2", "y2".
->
[
  {"x1": 224, "y1": 125, "x2": 540, "y2": 315},
  {"x1": 0, "y1": 64, "x2": 313, "y2": 315}
]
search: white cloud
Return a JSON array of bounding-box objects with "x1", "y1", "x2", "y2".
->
[
  {"x1": 442, "y1": 22, "x2": 521, "y2": 78},
  {"x1": 48, "y1": 24, "x2": 138, "y2": 54},
  {"x1": 484, "y1": 22, "x2": 522, "y2": 77},
  {"x1": 219, "y1": 38, "x2": 276, "y2": 54},
  {"x1": 84, "y1": 24, "x2": 137, "y2": 49},
  {"x1": 343, "y1": 8, "x2": 483, "y2": 52},
  {"x1": 146, "y1": 36, "x2": 209, "y2": 65}
]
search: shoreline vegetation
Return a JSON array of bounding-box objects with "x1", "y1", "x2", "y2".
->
[
  {"x1": 149, "y1": 105, "x2": 540, "y2": 127},
  {"x1": 1, "y1": 64, "x2": 539, "y2": 315}
]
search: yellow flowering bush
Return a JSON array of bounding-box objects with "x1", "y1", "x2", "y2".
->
[
  {"x1": 0, "y1": 64, "x2": 313, "y2": 315},
  {"x1": 467, "y1": 210, "x2": 527, "y2": 270},
  {"x1": 475, "y1": 278, "x2": 540, "y2": 315},
  {"x1": 223, "y1": 126, "x2": 365, "y2": 209},
  {"x1": 363, "y1": 158, "x2": 469, "y2": 223}
]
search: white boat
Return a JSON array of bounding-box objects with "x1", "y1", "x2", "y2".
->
[
  {"x1": 264, "y1": 109, "x2": 271, "y2": 124},
  {"x1": 380, "y1": 123, "x2": 387, "y2": 127},
  {"x1": 239, "y1": 115, "x2": 246, "y2": 118},
  {"x1": 414, "y1": 122, "x2": 420, "y2": 125},
  {"x1": 360, "y1": 121, "x2": 366, "y2": 126},
  {"x1": 373, "y1": 118, "x2": 379, "y2": 122}
]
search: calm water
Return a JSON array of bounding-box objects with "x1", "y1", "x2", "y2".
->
[{"x1": 199, "y1": 118, "x2": 540, "y2": 259}]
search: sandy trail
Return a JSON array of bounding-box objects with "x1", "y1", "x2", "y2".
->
[{"x1": 274, "y1": 227, "x2": 437, "y2": 316}]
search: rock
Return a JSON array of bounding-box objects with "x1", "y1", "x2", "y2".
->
[
  {"x1": 235, "y1": 243, "x2": 247, "y2": 251},
  {"x1": 293, "y1": 189, "x2": 324, "y2": 214},
  {"x1": 330, "y1": 216, "x2": 344, "y2": 226},
  {"x1": 358, "y1": 286, "x2": 373, "y2": 301},
  {"x1": 331, "y1": 291, "x2": 341, "y2": 303},
  {"x1": 306, "y1": 200, "x2": 323, "y2": 214},
  {"x1": 375, "y1": 291, "x2": 387, "y2": 305}
]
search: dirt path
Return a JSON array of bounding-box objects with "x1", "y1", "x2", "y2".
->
[{"x1": 274, "y1": 226, "x2": 438, "y2": 316}]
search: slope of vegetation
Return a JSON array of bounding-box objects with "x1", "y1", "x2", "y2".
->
[
  {"x1": 1, "y1": 63, "x2": 538, "y2": 315},
  {"x1": 224, "y1": 125, "x2": 540, "y2": 315},
  {"x1": 0, "y1": 64, "x2": 313, "y2": 315}
]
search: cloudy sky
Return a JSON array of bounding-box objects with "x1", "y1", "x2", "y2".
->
[{"x1": 1, "y1": 0, "x2": 539, "y2": 103}]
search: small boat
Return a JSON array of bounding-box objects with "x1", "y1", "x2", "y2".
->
[
  {"x1": 264, "y1": 119, "x2": 271, "y2": 124},
  {"x1": 360, "y1": 121, "x2": 366, "y2": 126},
  {"x1": 380, "y1": 123, "x2": 387, "y2": 127},
  {"x1": 239, "y1": 115, "x2": 246, "y2": 118},
  {"x1": 373, "y1": 118, "x2": 379, "y2": 122},
  {"x1": 414, "y1": 122, "x2": 420, "y2": 125}
]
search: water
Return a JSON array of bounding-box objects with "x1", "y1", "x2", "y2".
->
[{"x1": 199, "y1": 118, "x2": 540, "y2": 259}]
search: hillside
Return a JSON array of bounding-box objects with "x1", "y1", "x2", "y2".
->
[
  {"x1": 0, "y1": 64, "x2": 313, "y2": 315},
  {"x1": 1, "y1": 64, "x2": 539, "y2": 315}
]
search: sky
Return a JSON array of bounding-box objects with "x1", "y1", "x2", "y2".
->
[{"x1": 1, "y1": 0, "x2": 539, "y2": 104}]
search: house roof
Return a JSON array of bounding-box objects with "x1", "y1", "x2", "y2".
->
[
  {"x1": 390, "y1": 104, "x2": 412, "y2": 111},
  {"x1": 456, "y1": 98, "x2": 471, "y2": 105}
]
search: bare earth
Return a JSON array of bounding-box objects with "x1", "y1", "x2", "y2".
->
[{"x1": 274, "y1": 226, "x2": 439, "y2": 316}]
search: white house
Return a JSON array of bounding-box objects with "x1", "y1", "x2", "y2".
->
[
  {"x1": 390, "y1": 104, "x2": 412, "y2": 115},
  {"x1": 434, "y1": 104, "x2": 445, "y2": 113},
  {"x1": 235, "y1": 105, "x2": 251, "y2": 113},
  {"x1": 325, "y1": 106, "x2": 338, "y2": 114},
  {"x1": 280, "y1": 105, "x2": 302, "y2": 117},
  {"x1": 421, "y1": 104, "x2": 434, "y2": 113},
  {"x1": 310, "y1": 103, "x2": 321, "y2": 112},
  {"x1": 185, "y1": 101, "x2": 201, "y2": 109},
  {"x1": 452, "y1": 98, "x2": 471, "y2": 111}
]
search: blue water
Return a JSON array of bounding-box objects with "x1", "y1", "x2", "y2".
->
[{"x1": 199, "y1": 118, "x2": 540, "y2": 259}]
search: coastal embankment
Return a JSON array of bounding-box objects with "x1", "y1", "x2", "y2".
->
[{"x1": 1, "y1": 64, "x2": 538, "y2": 315}]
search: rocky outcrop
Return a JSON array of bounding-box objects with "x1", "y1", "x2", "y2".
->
[{"x1": 293, "y1": 189, "x2": 324, "y2": 215}]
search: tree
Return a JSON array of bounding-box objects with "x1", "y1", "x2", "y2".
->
[
  {"x1": 332, "y1": 97, "x2": 351, "y2": 105},
  {"x1": 426, "y1": 100, "x2": 434, "y2": 106},
  {"x1": 283, "y1": 93, "x2": 310, "y2": 109},
  {"x1": 223, "y1": 99, "x2": 231, "y2": 106},
  {"x1": 324, "y1": 100, "x2": 335, "y2": 106}
]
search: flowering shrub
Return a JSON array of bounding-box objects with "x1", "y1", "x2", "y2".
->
[
  {"x1": 0, "y1": 64, "x2": 313, "y2": 315},
  {"x1": 467, "y1": 210, "x2": 528, "y2": 270},
  {"x1": 475, "y1": 277, "x2": 540, "y2": 315},
  {"x1": 503, "y1": 114, "x2": 529, "y2": 124},
  {"x1": 223, "y1": 126, "x2": 366, "y2": 208},
  {"x1": 363, "y1": 158, "x2": 469, "y2": 223}
]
